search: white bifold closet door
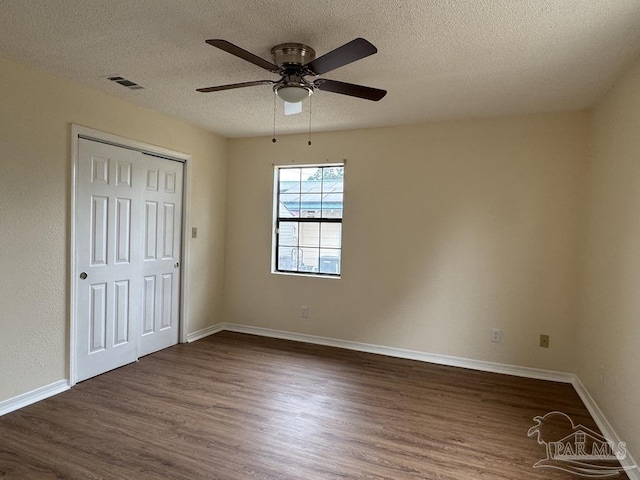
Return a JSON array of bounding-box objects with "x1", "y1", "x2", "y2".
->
[{"x1": 75, "y1": 138, "x2": 183, "y2": 382}]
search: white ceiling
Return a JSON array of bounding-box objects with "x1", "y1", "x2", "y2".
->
[{"x1": 2, "y1": 0, "x2": 640, "y2": 138}]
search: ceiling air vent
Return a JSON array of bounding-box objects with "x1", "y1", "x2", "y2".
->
[{"x1": 108, "y1": 76, "x2": 144, "y2": 90}]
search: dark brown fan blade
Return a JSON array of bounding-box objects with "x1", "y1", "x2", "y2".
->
[
  {"x1": 305, "y1": 38, "x2": 378, "y2": 75},
  {"x1": 313, "y1": 79, "x2": 386, "y2": 101},
  {"x1": 196, "y1": 80, "x2": 275, "y2": 93},
  {"x1": 205, "y1": 39, "x2": 280, "y2": 73}
]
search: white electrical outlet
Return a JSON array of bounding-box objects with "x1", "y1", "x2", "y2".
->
[
  {"x1": 491, "y1": 328, "x2": 502, "y2": 343},
  {"x1": 300, "y1": 306, "x2": 309, "y2": 318}
]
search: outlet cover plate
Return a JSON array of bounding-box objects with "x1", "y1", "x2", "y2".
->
[
  {"x1": 540, "y1": 334, "x2": 550, "y2": 348},
  {"x1": 491, "y1": 328, "x2": 502, "y2": 343}
]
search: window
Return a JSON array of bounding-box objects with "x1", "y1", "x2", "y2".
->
[{"x1": 273, "y1": 164, "x2": 344, "y2": 277}]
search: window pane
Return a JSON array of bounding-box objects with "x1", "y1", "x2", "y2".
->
[
  {"x1": 319, "y1": 248, "x2": 341, "y2": 274},
  {"x1": 300, "y1": 193, "x2": 322, "y2": 218},
  {"x1": 301, "y1": 180, "x2": 322, "y2": 194},
  {"x1": 301, "y1": 167, "x2": 321, "y2": 183},
  {"x1": 322, "y1": 193, "x2": 343, "y2": 219},
  {"x1": 323, "y1": 180, "x2": 343, "y2": 193},
  {"x1": 301, "y1": 167, "x2": 322, "y2": 220},
  {"x1": 299, "y1": 223, "x2": 320, "y2": 248},
  {"x1": 278, "y1": 222, "x2": 298, "y2": 247},
  {"x1": 323, "y1": 167, "x2": 344, "y2": 193},
  {"x1": 279, "y1": 167, "x2": 301, "y2": 192},
  {"x1": 279, "y1": 194, "x2": 300, "y2": 218},
  {"x1": 278, "y1": 246, "x2": 299, "y2": 271},
  {"x1": 320, "y1": 223, "x2": 341, "y2": 248},
  {"x1": 299, "y1": 247, "x2": 319, "y2": 273}
]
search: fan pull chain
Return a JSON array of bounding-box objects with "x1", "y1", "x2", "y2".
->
[
  {"x1": 272, "y1": 93, "x2": 277, "y2": 143},
  {"x1": 307, "y1": 95, "x2": 312, "y2": 146}
]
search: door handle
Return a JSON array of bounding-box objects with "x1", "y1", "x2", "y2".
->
[
  {"x1": 79, "y1": 272, "x2": 88, "y2": 280},
  {"x1": 174, "y1": 262, "x2": 180, "y2": 268}
]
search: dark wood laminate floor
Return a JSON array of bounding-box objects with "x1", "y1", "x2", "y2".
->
[{"x1": 0, "y1": 332, "x2": 628, "y2": 479}]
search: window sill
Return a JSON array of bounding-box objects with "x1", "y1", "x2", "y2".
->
[{"x1": 271, "y1": 270, "x2": 341, "y2": 280}]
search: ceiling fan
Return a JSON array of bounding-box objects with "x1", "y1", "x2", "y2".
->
[{"x1": 196, "y1": 38, "x2": 387, "y2": 105}]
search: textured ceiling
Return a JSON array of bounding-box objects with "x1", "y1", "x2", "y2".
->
[{"x1": 2, "y1": 0, "x2": 640, "y2": 138}]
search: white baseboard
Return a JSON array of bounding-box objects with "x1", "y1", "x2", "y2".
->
[
  {"x1": 220, "y1": 323, "x2": 574, "y2": 383},
  {"x1": 572, "y1": 376, "x2": 639, "y2": 479},
  {"x1": 186, "y1": 323, "x2": 226, "y2": 343},
  {"x1": 0, "y1": 380, "x2": 70, "y2": 417}
]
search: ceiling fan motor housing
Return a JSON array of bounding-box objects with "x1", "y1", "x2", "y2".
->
[{"x1": 271, "y1": 43, "x2": 316, "y2": 67}]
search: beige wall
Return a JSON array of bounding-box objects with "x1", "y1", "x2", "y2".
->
[
  {"x1": 578, "y1": 55, "x2": 640, "y2": 457},
  {"x1": 0, "y1": 57, "x2": 227, "y2": 402},
  {"x1": 225, "y1": 112, "x2": 589, "y2": 372}
]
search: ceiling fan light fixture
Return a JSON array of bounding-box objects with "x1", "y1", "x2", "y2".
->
[{"x1": 275, "y1": 85, "x2": 312, "y2": 103}]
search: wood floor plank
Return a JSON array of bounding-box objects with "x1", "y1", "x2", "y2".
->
[{"x1": 0, "y1": 332, "x2": 628, "y2": 479}]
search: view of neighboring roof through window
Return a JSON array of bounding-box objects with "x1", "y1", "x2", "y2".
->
[{"x1": 273, "y1": 164, "x2": 344, "y2": 277}]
